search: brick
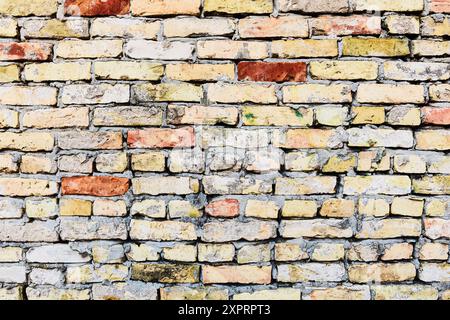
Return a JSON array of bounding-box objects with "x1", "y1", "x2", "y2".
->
[
  {"x1": 127, "y1": 244, "x2": 159, "y2": 262},
  {"x1": 278, "y1": 263, "x2": 346, "y2": 282},
  {"x1": 422, "y1": 107, "x2": 450, "y2": 125},
  {"x1": 160, "y1": 287, "x2": 228, "y2": 300},
  {"x1": 316, "y1": 107, "x2": 348, "y2": 127},
  {"x1": 56, "y1": 40, "x2": 122, "y2": 58},
  {"x1": 164, "y1": 17, "x2": 234, "y2": 38},
  {"x1": 419, "y1": 243, "x2": 449, "y2": 260},
  {"x1": 304, "y1": 286, "x2": 370, "y2": 300},
  {"x1": 320, "y1": 199, "x2": 355, "y2": 218},
  {"x1": 238, "y1": 62, "x2": 306, "y2": 82},
  {"x1": 275, "y1": 177, "x2": 337, "y2": 195},
  {"x1": 311, "y1": 243, "x2": 345, "y2": 261},
  {"x1": 237, "y1": 244, "x2": 270, "y2": 263},
  {"x1": 0, "y1": 18, "x2": 17, "y2": 37},
  {"x1": 0, "y1": 198, "x2": 22, "y2": 218},
  {"x1": 0, "y1": 178, "x2": 57, "y2": 196},
  {"x1": 424, "y1": 218, "x2": 450, "y2": 239},
  {"x1": 391, "y1": 197, "x2": 424, "y2": 216},
  {"x1": 208, "y1": 83, "x2": 276, "y2": 104},
  {"x1": 429, "y1": 156, "x2": 450, "y2": 174},
  {"x1": 357, "y1": 83, "x2": 424, "y2": 104},
  {"x1": 0, "y1": 0, "x2": 58, "y2": 16},
  {"x1": 93, "y1": 282, "x2": 157, "y2": 300},
  {"x1": 24, "y1": 62, "x2": 91, "y2": 82},
  {"x1": 387, "y1": 107, "x2": 421, "y2": 126},
  {"x1": 65, "y1": 0, "x2": 129, "y2": 16},
  {"x1": 245, "y1": 200, "x2": 278, "y2": 219},
  {"x1": 30, "y1": 269, "x2": 62, "y2": 285},
  {"x1": 166, "y1": 63, "x2": 234, "y2": 82},
  {"x1": 202, "y1": 220, "x2": 277, "y2": 242},
  {"x1": 382, "y1": 243, "x2": 414, "y2": 261},
  {"x1": 131, "y1": 264, "x2": 199, "y2": 283},
  {"x1": 125, "y1": 40, "x2": 194, "y2": 60},
  {"x1": 94, "y1": 61, "x2": 163, "y2": 80},
  {"x1": 342, "y1": 38, "x2": 410, "y2": 56},
  {"x1": 0, "y1": 247, "x2": 22, "y2": 262},
  {"x1": 67, "y1": 264, "x2": 128, "y2": 283},
  {"x1": 430, "y1": 0, "x2": 450, "y2": 13},
  {"x1": 168, "y1": 200, "x2": 202, "y2": 218},
  {"x1": 352, "y1": 107, "x2": 385, "y2": 125},
  {"x1": 61, "y1": 84, "x2": 129, "y2": 104},
  {"x1": 419, "y1": 263, "x2": 450, "y2": 282},
  {"x1": 58, "y1": 131, "x2": 122, "y2": 150},
  {"x1": 23, "y1": 19, "x2": 89, "y2": 39},
  {"x1": 279, "y1": 0, "x2": 349, "y2": 13},
  {"x1": 347, "y1": 243, "x2": 379, "y2": 262},
  {"x1": 168, "y1": 105, "x2": 238, "y2": 125},
  {"x1": 426, "y1": 200, "x2": 448, "y2": 217},
  {"x1": 21, "y1": 155, "x2": 56, "y2": 174},
  {"x1": 59, "y1": 154, "x2": 93, "y2": 173},
  {"x1": 203, "y1": 265, "x2": 271, "y2": 284},
  {"x1": 282, "y1": 200, "x2": 317, "y2": 218},
  {"x1": 0, "y1": 154, "x2": 18, "y2": 173},
  {"x1": 384, "y1": 62, "x2": 450, "y2": 81},
  {"x1": 349, "y1": 263, "x2": 416, "y2": 283},
  {"x1": 26, "y1": 287, "x2": 90, "y2": 300},
  {"x1": 412, "y1": 40, "x2": 450, "y2": 56},
  {"x1": 283, "y1": 84, "x2": 352, "y2": 103},
  {"x1": 416, "y1": 130, "x2": 450, "y2": 151},
  {"x1": 96, "y1": 153, "x2": 128, "y2": 173},
  {"x1": 198, "y1": 244, "x2": 235, "y2": 262},
  {"x1": 163, "y1": 244, "x2": 196, "y2": 262},
  {"x1": 131, "y1": 152, "x2": 165, "y2": 172},
  {"x1": 198, "y1": 40, "x2": 269, "y2": 60},
  {"x1": 285, "y1": 152, "x2": 319, "y2": 172},
  {"x1": 93, "y1": 200, "x2": 126, "y2": 217},
  {"x1": 234, "y1": 288, "x2": 301, "y2": 300},
  {"x1": 203, "y1": 176, "x2": 271, "y2": 195},
  {"x1": 272, "y1": 39, "x2": 338, "y2": 58},
  {"x1": 0, "y1": 65, "x2": 19, "y2": 83},
  {"x1": 169, "y1": 148, "x2": 204, "y2": 173},
  {"x1": 422, "y1": 16, "x2": 450, "y2": 37},
  {"x1": 310, "y1": 61, "x2": 378, "y2": 80},
  {"x1": 273, "y1": 129, "x2": 343, "y2": 149},
  {"x1": 131, "y1": 0, "x2": 201, "y2": 16},
  {"x1": 23, "y1": 107, "x2": 89, "y2": 129},
  {"x1": 413, "y1": 176, "x2": 450, "y2": 195},
  {"x1": 242, "y1": 107, "x2": 312, "y2": 127},
  {"x1": 0, "y1": 265, "x2": 26, "y2": 283},
  {"x1": 94, "y1": 107, "x2": 163, "y2": 127},
  {"x1": 348, "y1": 128, "x2": 414, "y2": 148},
  {"x1": 26, "y1": 244, "x2": 90, "y2": 263},
  {"x1": 0, "y1": 86, "x2": 57, "y2": 105},
  {"x1": 311, "y1": 16, "x2": 381, "y2": 36},
  {"x1": 131, "y1": 200, "x2": 165, "y2": 218},
  {"x1": 132, "y1": 177, "x2": 199, "y2": 195},
  {"x1": 26, "y1": 198, "x2": 57, "y2": 219},
  {"x1": 204, "y1": 0, "x2": 273, "y2": 14},
  {"x1": 0, "y1": 220, "x2": 58, "y2": 242},
  {"x1": 128, "y1": 127, "x2": 195, "y2": 148},
  {"x1": 372, "y1": 285, "x2": 439, "y2": 300},
  {"x1": 91, "y1": 18, "x2": 160, "y2": 39},
  {"x1": 353, "y1": 0, "x2": 424, "y2": 12},
  {"x1": 205, "y1": 199, "x2": 239, "y2": 218},
  {"x1": 393, "y1": 155, "x2": 426, "y2": 174},
  {"x1": 133, "y1": 83, "x2": 202, "y2": 102},
  {"x1": 280, "y1": 219, "x2": 353, "y2": 238},
  {"x1": 430, "y1": 84, "x2": 450, "y2": 102},
  {"x1": 0, "y1": 132, "x2": 54, "y2": 151},
  {"x1": 239, "y1": 16, "x2": 308, "y2": 38},
  {"x1": 344, "y1": 176, "x2": 411, "y2": 195},
  {"x1": 385, "y1": 15, "x2": 420, "y2": 34},
  {"x1": 60, "y1": 198, "x2": 92, "y2": 216},
  {"x1": 60, "y1": 217, "x2": 127, "y2": 241},
  {"x1": 357, "y1": 219, "x2": 421, "y2": 239},
  {"x1": 62, "y1": 176, "x2": 130, "y2": 196},
  {"x1": 323, "y1": 154, "x2": 357, "y2": 172}
]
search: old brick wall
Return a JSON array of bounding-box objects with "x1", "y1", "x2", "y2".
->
[{"x1": 0, "y1": 0, "x2": 449, "y2": 300}]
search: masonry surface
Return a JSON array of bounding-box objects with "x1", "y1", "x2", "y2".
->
[{"x1": 0, "y1": 0, "x2": 449, "y2": 301}]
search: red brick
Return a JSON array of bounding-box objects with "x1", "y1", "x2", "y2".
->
[
  {"x1": 62, "y1": 176, "x2": 129, "y2": 196},
  {"x1": 430, "y1": 0, "x2": 450, "y2": 13},
  {"x1": 65, "y1": 0, "x2": 130, "y2": 16},
  {"x1": 205, "y1": 199, "x2": 240, "y2": 218},
  {"x1": 238, "y1": 62, "x2": 307, "y2": 82},
  {"x1": 423, "y1": 107, "x2": 450, "y2": 125},
  {"x1": 128, "y1": 127, "x2": 195, "y2": 148},
  {"x1": 0, "y1": 42, "x2": 52, "y2": 61},
  {"x1": 311, "y1": 16, "x2": 381, "y2": 36}
]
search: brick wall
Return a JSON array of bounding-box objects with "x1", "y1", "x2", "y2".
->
[{"x1": 0, "y1": 0, "x2": 449, "y2": 300}]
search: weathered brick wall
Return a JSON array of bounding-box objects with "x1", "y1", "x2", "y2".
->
[{"x1": 0, "y1": 0, "x2": 449, "y2": 300}]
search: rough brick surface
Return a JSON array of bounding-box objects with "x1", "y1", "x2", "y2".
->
[{"x1": 0, "y1": 0, "x2": 448, "y2": 301}]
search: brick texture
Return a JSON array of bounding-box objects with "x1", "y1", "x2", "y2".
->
[{"x1": 0, "y1": 0, "x2": 448, "y2": 301}]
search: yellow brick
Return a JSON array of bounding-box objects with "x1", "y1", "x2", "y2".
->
[
  {"x1": 24, "y1": 62, "x2": 91, "y2": 82},
  {"x1": 21, "y1": 155, "x2": 55, "y2": 174},
  {"x1": 282, "y1": 200, "x2": 318, "y2": 218},
  {"x1": 422, "y1": 16, "x2": 450, "y2": 37},
  {"x1": 357, "y1": 83, "x2": 425, "y2": 104},
  {"x1": 23, "y1": 19, "x2": 88, "y2": 39},
  {"x1": 352, "y1": 107, "x2": 385, "y2": 125},
  {"x1": 387, "y1": 107, "x2": 421, "y2": 126},
  {"x1": 416, "y1": 130, "x2": 450, "y2": 151},
  {"x1": 23, "y1": 107, "x2": 89, "y2": 129},
  {"x1": 56, "y1": 40, "x2": 123, "y2": 58},
  {"x1": 242, "y1": 106, "x2": 313, "y2": 126},
  {"x1": 283, "y1": 84, "x2": 352, "y2": 104},
  {"x1": 357, "y1": 150, "x2": 391, "y2": 172},
  {"x1": 323, "y1": 154, "x2": 357, "y2": 173},
  {"x1": 310, "y1": 61, "x2": 378, "y2": 80},
  {"x1": 245, "y1": 200, "x2": 279, "y2": 219},
  {"x1": 343, "y1": 38, "x2": 410, "y2": 56},
  {"x1": 0, "y1": 18, "x2": 17, "y2": 37},
  {"x1": 208, "y1": 83, "x2": 276, "y2": 104},
  {"x1": 166, "y1": 63, "x2": 234, "y2": 81},
  {"x1": 316, "y1": 107, "x2": 348, "y2": 126},
  {"x1": 131, "y1": 0, "x2": 201, "y2": 16},
  {"x1": 320, "y1": 199, "x2": 355, "y2": 218},
  {"x1": 0, "y1": 65, "x2": 20, "y2": 83},
  {"x1": 131, "y1": 152, "x2": 166, "y2": 172},
  {"x1": 0, "y1": 0, "x2": 57, "y2": 16},
  {"x1": 426, "y1": 200, "x2": 447, "y2": 217},
  {"x1": 134, "y1": 83, "x2": 202, "y2": 102},
  {"x1": 373, "y1": 285, "x2": 438, "y2": 300},
  {"x1": 0, "y1": 247, "x2": 23, "y2": 262},
  {"x1": 163, "y1": 244, "x2": 197, "y2": 262},
  {"x1": 59, "y1": 199, "x2": 92, "y2": 217},
  {"x1": 358, "y1": 198, "x2": 390, "y2": 217},
  {"x1": 354, "y1": 0, "x2": 424, "y2": 11},
  {"x1": 234, "y1": 288, "x2": 300, "y2": 300}
]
